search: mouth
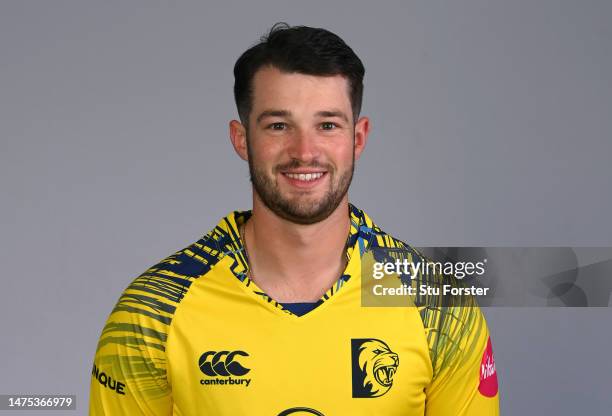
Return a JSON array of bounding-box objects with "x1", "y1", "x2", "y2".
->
[{"x1": 280, "y1": 171, "x2": 328, "y2": 188}]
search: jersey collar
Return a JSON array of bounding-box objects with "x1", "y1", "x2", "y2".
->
[{"x1": 206, "y1": 203, "x2": 381, "y2": 314}]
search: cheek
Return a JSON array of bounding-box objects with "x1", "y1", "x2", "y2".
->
[
  {"x1": 251, "y1": 144, "x2": 285, "y2": 170},
  {"x1": 333, "y1": 145, "x2": 355, "y2": 166}
]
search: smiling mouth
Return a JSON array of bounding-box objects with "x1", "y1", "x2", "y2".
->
[{"x1": 282, "y1": 172, "x2": 326, "y2": 182}]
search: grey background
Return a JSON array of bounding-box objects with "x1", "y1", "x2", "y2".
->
[{"x1": 1, "y1": 1, "x2": 611, "y2": 414}]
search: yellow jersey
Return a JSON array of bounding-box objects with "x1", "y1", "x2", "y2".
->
[{"x1": 89, "y1": 204, "x2": 499, "y2": 415}]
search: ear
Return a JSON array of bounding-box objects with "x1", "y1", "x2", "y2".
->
[
  {"x1": 229, "y1": 120, "x2": 249, "y2": 161},
  {"x1": 353, "y1": 116, "x2": 370, "y2": 161}
]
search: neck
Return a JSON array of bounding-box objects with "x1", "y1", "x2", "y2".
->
[{"x1": 242, "y1": 195, "x2": 351, "y2": 302}]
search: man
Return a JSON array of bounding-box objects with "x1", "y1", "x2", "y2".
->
[{"x1": 89, "y1": 23, "x2": 499, "y2": 415}]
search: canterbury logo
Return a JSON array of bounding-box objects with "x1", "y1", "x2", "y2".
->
[{"x1": 198, "y1": 350, "x2": 250, "y2": 377}]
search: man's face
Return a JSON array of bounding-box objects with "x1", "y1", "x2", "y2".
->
[{"x1": 243, "y1": 66, "x2": 362, "y2": 225}]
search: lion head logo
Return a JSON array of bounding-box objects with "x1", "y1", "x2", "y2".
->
[{"x1": 351, "y1": 338, "x2": 399, "y2": 398}]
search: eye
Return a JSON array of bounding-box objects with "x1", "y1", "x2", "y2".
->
[
  {"x1": 267, "y1": 122, "x2": 287, "y2": 131},
  {"x1": 320, "y1": 121, "x2": 338, "y2": 130},
  {"x1": 373, "y1": 349, "x2": 383, "y2": 355}
]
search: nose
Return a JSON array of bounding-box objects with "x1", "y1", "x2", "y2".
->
[{"x1": 287, "y1": 129, "x2": 320, "y2": 163}]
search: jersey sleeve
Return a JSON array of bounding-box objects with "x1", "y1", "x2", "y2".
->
[
  {"x1": 370, "y1": 236, "x2": 501, "y2": 415},
  {"x1": 89, "y1": 272, "x2": 174, "y2": 415},
  {"x1": 401, "y1": 246, "x2": 499, "y2": 416},
  {"x1": 422, "y1": 302, "x2": 499, "y2": 415}
]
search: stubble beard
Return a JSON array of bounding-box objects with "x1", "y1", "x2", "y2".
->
[{"x1": 246, "y1": 138, "x2": 354, "y2": 225}]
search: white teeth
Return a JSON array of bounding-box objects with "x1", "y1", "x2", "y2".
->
[{"x1": 285, "y1": 172, "x2": 324, "y2": 181}]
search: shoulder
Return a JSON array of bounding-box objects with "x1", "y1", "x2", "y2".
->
[
  {"x1": 90, "y1": 219, "x2": 238, "y2": 406},
  {"x1": 109, "y1": 208, "x2": 250, "y2": 327},
  {"x1": 356, "y1": 207, "x2": 490, "y2": 379},
  {"x1": 101, "y1": 208, "x2": 250, "y2": 342}
]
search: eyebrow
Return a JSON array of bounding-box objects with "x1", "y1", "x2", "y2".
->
[
  {"x1": 255, "y1": 109, "x2": 350, "y2": 124},
  {"x1": 315, "y1": 110, "x2": 349, "y2": 123},
  {"x1": 256, "y1": 110, "x2": 290, "y2": 124}
]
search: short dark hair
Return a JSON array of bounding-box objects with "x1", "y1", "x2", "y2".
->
[{"x1": 233, "y1": 23, "x2": 365, "y2": 127}]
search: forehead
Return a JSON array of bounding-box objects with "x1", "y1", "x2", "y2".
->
[{"x1": 250, "y1": 66, "x2": 352, "y2": 115}]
